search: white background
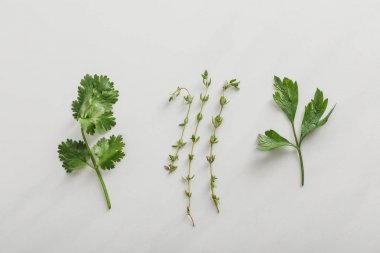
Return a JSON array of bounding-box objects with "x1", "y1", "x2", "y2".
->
[{"x1": 1, "y1": 0, "x2": 380, "y2": 252}]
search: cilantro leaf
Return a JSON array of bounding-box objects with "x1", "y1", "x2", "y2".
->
[
  {"x1": 300, "y1": 89, "x2": 336, "y2": 143},
  {"x1": 59, "y1": 74, "x2": 125, "y2": 209},
  {"x1": 71, "y1": 74, "x2": 119, "y2": 135},
  {"x1": 273, "y1": 76, "x2": 298, "y2": 122},
  {"x1": 58, "y1": 139, "x2": 90, "y2": 172},
  {"x1": 79, "y1": 111, "x2": 116, "y2": 135},
  {"x1": 93, "y1": 135, "x2": 125, "y2": 170},
  {"x1": 257, "y1": 130, "x2": 293, "y2": 151}
]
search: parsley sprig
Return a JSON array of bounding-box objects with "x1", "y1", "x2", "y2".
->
[
  {"x1": 58, "y1": 75, "x2": 125, "y2": 209},
  {"x1": 257, "y1": 76, "x2": 335, "y2": 186},
  {"x1": 206, "y1": 79, "x2": 240, "y2": 212}
]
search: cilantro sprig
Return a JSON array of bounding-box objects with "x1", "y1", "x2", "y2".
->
[
  {"x1": 257, "y1": 76, "x2": 335, "y2": 186},
  {"x1": 58, "y1": 74, "x2": 125, "y2": 209}
]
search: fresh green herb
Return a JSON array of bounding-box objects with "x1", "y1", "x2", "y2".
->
[
  {"x1": 58, "y1": 74, "x2": 125, "y2": 209},
  {"x1": 184, "y1": 70, "x2": 211, "y2": 226},
  {"x1": 257, "y1": 76, "x2": 335, "y2": 186},
  {"x1": 206, "y1": 78, "x2": 240, "y2": 213},
  {"x1": 164, "y1": 87, "x2": 193, "y2": 173}
]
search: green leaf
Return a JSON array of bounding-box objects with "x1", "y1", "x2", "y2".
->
[
  {"x1": 210, "y1": 134, "x2": 218, "y2": 144},
  {"x1": 206, "y1": 155, "x2": 215, "y2": 164},
  {"x1": 273, "y1": 76, "x2": 298, "y2": 122},
  {"x1": 257, "y1": 130, "x2": 293, "y2": 151},
  {"x1": 58, "y1": 139, "x2": 90, "y2": 172},
  {"x1": 164, "y1": 164, "x2": 177, "y2": 172},
  {"x1": 172, "y1": 139, "x2": 186, "y2": 148},
  {"x1": 72, "y1": 74, "x2": 119, "y2": 135},
  {"x1": 300, "y1": 89, "x2": 335, "y2": 142},
  {"x1": 93, "y1": 135, "x2": 125, "y2": 170},
  {"x1": 79, "y1": 111, "x2": 116, "y2": 135}
]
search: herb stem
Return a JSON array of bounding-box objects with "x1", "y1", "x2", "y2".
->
[
  {"x1": 208, "y1": 106, "x2": 223, "y2": 213},
  {"x1": 291, "y1": 122, "x2": 304, "y2": 187},
  {"x1": 174, "y1": 97, "x2": 192, "y2": 165},
  {"x1": 185, "y1": 84, "x2": 210, "y2": 226},
  {"x1": 165, "y1": 88, "x2": 193, "y2": 173},
  {"x1": 81, "y1": 128, "x2": 111, "y2": 209},
  {"x1": 94, "y1": 165, "x2": 111, "y2": 209},
  {"x1": 186, "y1": 159, "x2": 195, "y2": 227},
  {"x1": 297, "y1": 147, "x2": 305, "y2": 186},
  {"x1": 291, "y1": 122, "x2": 299, "y2": 147},
  {"x1": 207, "y1": 79, "x2": 240, "y2": 213}
]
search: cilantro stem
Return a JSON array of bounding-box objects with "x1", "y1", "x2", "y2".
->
[
  {"x1": 94, "y1": 166, "x2": 111, "y2": 209},
  {"x1": 291, "y1": 122, "x2": 304, "y2": 186},
  {"x1": 81, "y1": 128, "x2": 112, "y2": 209}
]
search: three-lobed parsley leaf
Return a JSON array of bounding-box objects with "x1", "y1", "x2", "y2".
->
[
  {"x1": 257, "y1": 76, "x2": 335, "y2": 186},
  {"x1": 58, "y1": 74, "x2": 125, "y2": 209},
  {"x1": 300, "y1": 89, "x2": 335, "y2": 143},
  {"x1": 273, "y1": 76, "x2": 298, "y2": 122},
  {"x1": 257, "y1": 130, "x2": 293, "y2": 151}
]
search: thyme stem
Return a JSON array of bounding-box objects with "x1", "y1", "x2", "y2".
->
[
  {"x1": 207, "y1": 79, "x2": 239, "y2": 213},
  {"x1": 208, "y1": 105, "x2": 223, "y2": 213},
  {"x1": 185, "y1": 75, "x2": 210, "y2": 226},
  {"x1": 165, "y1": 87, "x2": 193, "y2": 173}
]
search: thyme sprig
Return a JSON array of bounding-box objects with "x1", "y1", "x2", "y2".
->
[
  {"x1": 206, "y1": 79, "x2": 240, "y2": 213},
  {"x1": 164, "y1": 87, "x2": 193, "y2": 173},
  {"x1": 184, "y1": 70, "x2": 211, "y2": 226}
]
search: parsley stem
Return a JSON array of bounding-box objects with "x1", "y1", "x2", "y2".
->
[
  {"x1": 81, "y1": 128, "x2": 111, "y2": 209},
  {"x1": 291, "y1": 122, "x2": 299, "y2": 147},
  {"x1": 297, "y1": 147, "x2": 305, "y2": 186},
  {"x1": 291, "y1": 122, "x2": 304, "y2": 186}
]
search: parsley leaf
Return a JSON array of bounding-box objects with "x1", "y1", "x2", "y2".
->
[
  {"x1": 300, "y1": 89, "x2": 336, "y2": 143},
  {"x1": 257, "y1": 130, "x2": 293, "y2": 151},
  {"x1": 93, "y1": 135, "x2": 125, "y2": 170},
  {"x1": 273, "y1": 76, "x2": 298, "y2": 122},
  {"x1": 257, "y1": 76, "x2": 335, "y2": 186},
  {"x1": 71, "y1": 74, "x2": 118, "y2": 135},
  {"x1": 58, "y1": 139, "x2": 90, "y2": 172}
]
